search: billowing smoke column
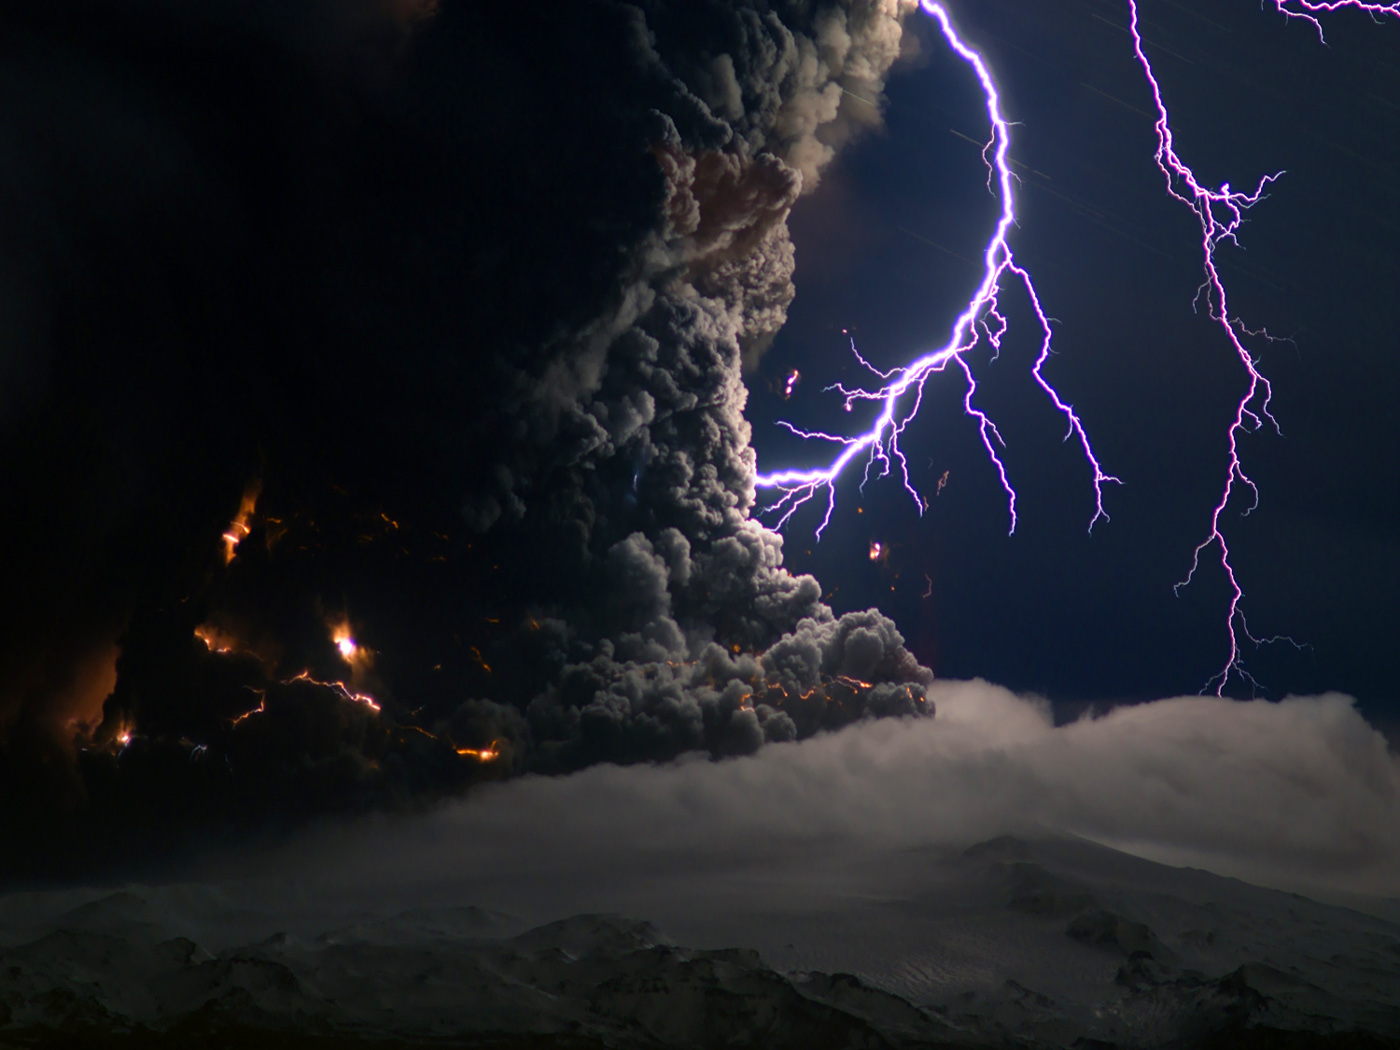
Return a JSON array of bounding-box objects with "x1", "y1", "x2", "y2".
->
[{"x1": 0, "y1": 0, "x2": 932, "y2": 878}]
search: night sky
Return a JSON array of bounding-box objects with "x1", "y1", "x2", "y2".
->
[
  {"x1": 753, "y1": 0, "x2": 1400, "y2": 726},
  {"x1": 1, "y1": 0, "x2": 1397, "y2": 882}
]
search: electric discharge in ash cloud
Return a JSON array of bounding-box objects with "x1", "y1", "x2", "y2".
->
[
  {"x1": 754, "y1": 0, "x2": 1395, "y2": 695},
  {"x1": 752, "y1": 0, "x2": 1119, "y2": 540}
]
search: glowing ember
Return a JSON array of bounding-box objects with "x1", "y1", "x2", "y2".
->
[
  {"x1": 194, "y1": 624, "x2": 238, "y2": 654},
  {"x1": 868, "y1": 541, "x2": 884, "y2": 561},
  {"x1": 221, "y1": 481, "x2": 261, "y2": 565},
  {"x1": 116, "y1": 730, "x2": 132, "y2": 747},
  {"x1": 455, "y1": 741, "x2": 501, "y2": 762},
  {"x1": 782, "y1": 369, "x2": 801, "y2": 399},
  {"x1": 328, "y1": 617, "x2": 371, "y2": 670}
]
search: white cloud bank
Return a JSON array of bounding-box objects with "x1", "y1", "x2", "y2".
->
[{"x1": 277, "y1": 682, "x2": 1400, "y2": 912}]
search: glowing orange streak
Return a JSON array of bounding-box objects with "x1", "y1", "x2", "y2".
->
[
  {"x1": 455, "y1": 739, "x2": 501, "y2": 762},
  {"x1": 285, "y1": 671, "x2": 381, "y2": 713},
  {"x1": 230, "y1": 692, "x2": 266, "y2": 725},
  {"x1": 222, "y1": 481, "x2": 262, "y2": 565}
]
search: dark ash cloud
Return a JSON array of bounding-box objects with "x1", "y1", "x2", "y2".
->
[{"x1": 0, "y1": 0, "x2": 928, "y2": 880}]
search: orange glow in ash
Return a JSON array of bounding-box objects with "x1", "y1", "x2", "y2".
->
[
  {"x1": 230, "y1": 692, "x2": 266, "y2": 725},
  {"x1": 397, "y1": 724, "x2": 501, "y2": 762},
  {"x1": 455, "y1": 740, "x2": 501, "y2": 762},
  {"x1": 116, "y1": 729, "x2": 132, "y2": 747},
  {"x1": 335, "y1": 633, "x2": 357, "y2": 660},
  {"x1": 328, "y1": 617, "x2": 371, "y2": 671},
  {"x1": 868, "y1": 541, "x2": 884, "y2": 562},
  {"x1": 194, "y1": 623, "x2": 239, "y2": 654},
  {"x1": 286, "y1": 671, "x2": 380, "y2": 713},
  {"x1": 222, "y1": 481, "x2": 262, "y2": 565}
]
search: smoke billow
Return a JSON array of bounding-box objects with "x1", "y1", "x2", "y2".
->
[{"x1": 0, "y1": 0, "x2": 927, "y2": 878}]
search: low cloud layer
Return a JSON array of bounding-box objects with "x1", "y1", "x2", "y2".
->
[{"x1": 283, "y1": 683, "x2": 1400, "y2": 907}]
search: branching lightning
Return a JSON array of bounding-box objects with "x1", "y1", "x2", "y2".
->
[
  {"x1": 1125, "y1": 0, "x2": 1286, "y2": 694},
  {"x1": 1124, "y1": 0, "x2": 1374, "y2": 693},
  {"x1": 753, "y1": 0, "x2": 1119, "y2": 539},
  {"x1": 1270, "y1": 0, "x2": 1400, "y2": 40},
  {"x1": 755, "y1": 0, "x2": 1391, "y2": 695}
]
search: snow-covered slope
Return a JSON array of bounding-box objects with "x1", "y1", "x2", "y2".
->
[{"x1": 2, "y1": 837, "x2": 1397, "y2": 1048}]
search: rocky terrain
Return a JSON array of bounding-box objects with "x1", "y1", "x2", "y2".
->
[{"x1": 2, "y1": 837, "x2": 1398, "y2": 1048}]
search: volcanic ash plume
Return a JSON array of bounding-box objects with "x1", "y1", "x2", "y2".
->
[{"x1": 0, "y1": 0, "x2": 929, "y2": 878}]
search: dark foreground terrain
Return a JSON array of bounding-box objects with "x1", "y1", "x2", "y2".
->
[{"x1": 2, "y1": 837, "x2": 1398, "y2": 1049}]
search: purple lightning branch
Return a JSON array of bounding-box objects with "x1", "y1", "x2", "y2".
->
[
  {"x1": 1128, "y1": 0, "x2": 1397, "y2": 691},
  {"x1": 1125, "y1": 0, "x2": 1289, "y2": 694},
  {"x1": 755, "y1": 0, "x2": 1389, "y2": 695},
  {"x1": 753, "y1": 0, "x2": 1119, "y2": 539},
  {"x1": 1123, "y1": 0, "x2": 1377, "y2": 693},
  {"x1": 1270, "y1": 0, "x2": 1400, "y2": 40}
]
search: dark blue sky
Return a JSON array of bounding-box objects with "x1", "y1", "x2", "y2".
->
[{"x1": 750, "y1": 0, "x2": 1400, "y2": 726}]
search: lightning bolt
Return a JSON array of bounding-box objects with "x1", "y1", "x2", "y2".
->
[
  {"x1": 1126, "y1": 0, "x2": 1355, "y2": 693},
  {"x1": 1269, "y1": 0, "x2": 1400, "y2": 40},
  {"x1": 753, "y1": 0, "x2": 1119, "y2": 539},
  {"x1": 756, "y1": 0, "x2": 1385, "y2": 695}
]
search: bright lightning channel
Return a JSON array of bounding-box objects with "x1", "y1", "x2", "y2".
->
[
  {"x1": 753, "y1": 0, "x2": 1118, "y2": 539},
  {"x1": 1270, "y1": 0, "x2": 1400, "y2": 40},
  {"x1": 756, "y1": 0, "x2": 1388, "y2": 696},
  {"x1": 1124, "y1": 0, "x2": 1394, "y2": 693},
  {"x1": 1126, "y1": 1, "x2": 1283, "y2": 695}
]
